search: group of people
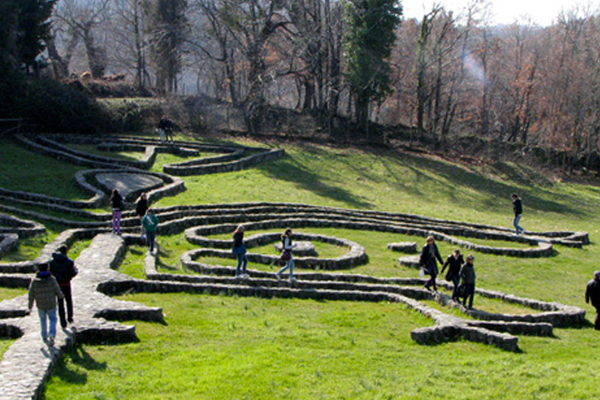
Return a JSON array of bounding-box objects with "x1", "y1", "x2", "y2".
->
[
  {"x1": 110, "y1": 190, "x2": 159, "y2": 253},
  {"x1": 419, "y1": 236, "x2": 476, "y2": 309},
  {"x1": 27, "y1": 245, "x2": 78, "y2": 345},
  {"x1": 231, "y1": 226, "x2": 297, "y2": 282},
  {"x1": 27, "y1": 186, "x2": 600, "y2": 343},
  {"x1": 415, "y1": 193, "x2": 527, "y2": 309}
]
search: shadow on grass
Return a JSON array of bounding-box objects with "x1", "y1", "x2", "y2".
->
[
  {"x1": 260, "y1": 151, "x2": 373, "y2": 209},
  {"x1": 51, "y1": 345, "x2": 107, "y2": 386},
  {"x1": 349, "y1": 146, "x2": 583, "y2": 217},
  {"x1": 156, "y1": 257, "x2": 179, "y2": 271}
]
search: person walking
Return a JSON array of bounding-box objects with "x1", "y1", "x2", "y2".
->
[
  {"x1": 135, "y1": 192, "x2": 148, "y2": 237},
  {"x1": 232, "y1": 225, "x2": 249, "y2": 279},
  {"x1": 441, "y1": 248, "x2": 464, "y2": 301},
  {"x1": 419, "y1": 235, "x2": 444, "y2": 291},
  {"x1": 110, "y1": 189, "x2": 123, "y2": 235},
  {"x1": 459, "y1": 255, "x2": 476, "y2": 309},
  {"x1": 511, "y1": 193, "x2": 525, "y2": 235},
  {"x1": 49, "y1": 245, "x2": 78, "y2": 328},
  {"x1": 585, "y1": 271, "x2": 600, "y2": 330},
  {"x1": 276, "y1": 228, "x2": 297, "y2": 282},
  {"x1": 27, "y1": 263, "x2": 64, "y2": 346},
  {"x1": 142, "y1": 208, "x2": 159, "y2": 253}
]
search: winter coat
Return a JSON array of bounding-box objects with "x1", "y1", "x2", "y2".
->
[
  {"x1": 419, "y1": 243, "x2": 443, "y2": 276},
  {"x1": 513, "y1": 198, "x2": 523, "y2": 216},
  {"x1": 459, "y1": 262, "x2": 476, "y2": 285},
  {"x1": 136, "y1": 198, "x2": 148, "y2": 217},
  {"x1": 111, "y1": 192, "x2": 123, "y2": 210},
  {"x1": 142, "y1": 213, "x2": 159, "y2": 233},
  {"x1": 586, "y1": 278, "x2": 600, "y2": 308},
  {"x1": 442, "y1": 254, "x2": 464, "y2": 275},
  {"x1": 28, "y1": 272, "x2": 64, "y2": 311},
  {"x1": 49, "y1": 252, "x2": 78, "y2": 285}
]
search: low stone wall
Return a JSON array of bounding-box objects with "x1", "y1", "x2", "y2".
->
[
  {"x1": 0, "y1": 214, "x2": 45, "y2": 238},
  {"x1": 387, "y1": 242, "x2": 417, "y2": 253},
  {"x1": 163, "y1": 148, "x2": 285, "y2": 176},
  {"x1": 0, "y1": 234, "x2": 18, "y2": 258}
]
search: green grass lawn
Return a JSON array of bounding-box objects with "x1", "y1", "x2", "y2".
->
[
  {"x1": 44, "y1": 293, "x2": 600, "y2": 400},
  {"x1": 3, "y1": 136, "x2": 600, "y2": 398}
]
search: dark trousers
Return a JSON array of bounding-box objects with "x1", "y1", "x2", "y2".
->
[
  {"x1": 146, "y1": 230, "x2": 156, "y2": 252},
  {"x1": 595, "y1": 308, "x2": 600, "y2": 330},
  {"x1": 450, "y1": 273, "x2": 460, "y2": 299},
  {"x1": 58, "y1": 283, "x2": 73, "y2": 327},
  {"x1": 463, "y1": 283, "x2": 475, "y2": 308},
  {"x1": 425, "y1": 273, "x2": 437, "y2": 290}
]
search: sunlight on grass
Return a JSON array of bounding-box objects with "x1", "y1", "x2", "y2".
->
[{"x1": 5, "y1": 137, "x2": 600, "y2": 399}]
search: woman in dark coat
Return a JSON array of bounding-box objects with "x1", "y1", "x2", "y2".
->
[
  {"x1": 441, "y1": 249, "x2": 464, "y2": 301},
  {"x1": 459, "y1": 255, "x2": 476, "y2": 309},
  {"x1": 420, "y1": 236, "x2": 444, "y2": 291},
  {"x1": 135, "y1": 193, "x2": 148, "y2": 236},
  {"x1": 110, "y1": 189, "x2": 123, "y2": 235}
]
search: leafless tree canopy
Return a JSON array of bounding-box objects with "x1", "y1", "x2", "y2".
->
[{"x1": 45, "y1": 0, "x2": 600, "y2": 167}]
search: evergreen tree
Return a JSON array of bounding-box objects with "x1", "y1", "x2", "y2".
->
[
  {"x1": 146, "y1": 0, "x2": 188, "y2": 94},
  {"x1": 16, "y1": 0, "x2": 57, "y2": 75},
  {"x1": 0, "y1": 0, "x2": 19, "y2": 74},
  {"x1": 344, "y1": 0, "x2": 401, "y2": 133},
  {"x1": 0, "y1": 0, "x2": 56, "y2": 76}
]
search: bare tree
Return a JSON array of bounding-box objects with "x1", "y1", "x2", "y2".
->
[{"x1": 52, "y1": 0, "x2": 111, "y2": 78}]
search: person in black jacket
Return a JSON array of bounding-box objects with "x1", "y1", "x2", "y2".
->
[
  {"x1": 441, "y1": 249, "x2": 464, "y2": 301},
  {"x1": 459, "y1": 255, "x2": 476, "y2": 309},
  {"x1": 232, "y1": 225, "x2": 249, "y2": 279},
  {"x1": 49, "y1": 245, "x2": 78, "y2": 328},
  {"x1": 135, "y1": 192, "x2": 148, "y2": 237},
  {"x1": 511, "y1": 193, "x2": 524, "y2": 235},
  {"x1": 420, "y1": 236, "x2": 444, "y2": 291},
  {"x1": 111, "y1": 189, "x2": 123, "y2": 235},
  {"x1": 585, "y1": 271, "x2": 600, "y2": 330}
]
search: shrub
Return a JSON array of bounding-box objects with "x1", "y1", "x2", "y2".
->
[{"x1": 0, "y1": 76, "x2": 113, "y2": 134}]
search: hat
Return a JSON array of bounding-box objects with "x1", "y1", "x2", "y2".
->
[
  {"x1": 595, "y1": 271, "x2": 600, "y2": 279},
  {"x1": 467, "y1": 255, "x2": 474, "y2": 260}
]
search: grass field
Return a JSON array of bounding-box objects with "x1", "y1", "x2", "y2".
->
[{"x1": 2, "y1": 135, "x2": 600, "y2": 399}]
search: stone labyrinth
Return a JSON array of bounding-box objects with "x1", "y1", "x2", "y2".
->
[{"x1": 0, "y1": 134, "x2": 590, "y2": 399}]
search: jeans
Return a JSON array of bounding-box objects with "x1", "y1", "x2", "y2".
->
[
  {"x1": 58, "y1": 284, "x2": 73, "y2": 327},
  {"x1": 513, "y1": 214, "x2": 523, "y2": 235},
  {"x1": 112, "y1": 209, "x2": 122, "y2": 234},
  {"x1": 236, "y1": 253, "x2": 248, "y2": 276},
  {"x1": 38, "y1": 307, "x2": 58, "y2": 339},
  {"x1": 277, "y1": 258, "x2": 294, "y2": 279},
  {"x1": 146, "y1": 230, "x2": 156, "y2": 252},
  {"x1": 450, "y1": 273, "x2": 460, "y2": 299}
]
